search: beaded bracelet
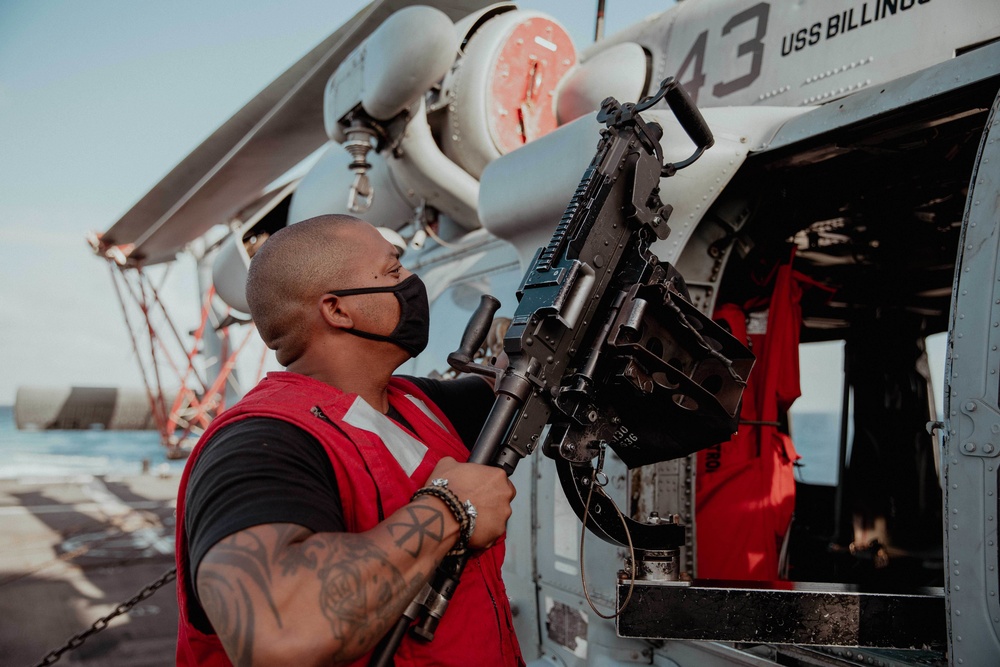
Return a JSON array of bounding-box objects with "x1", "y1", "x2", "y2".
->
[{"x1": 411, "y1": 484, "x2": 470, "y2": 556}]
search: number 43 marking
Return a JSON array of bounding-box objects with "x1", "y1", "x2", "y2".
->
[{"x1": 676, "y1": 2, "x2": 770, "y2": 104}]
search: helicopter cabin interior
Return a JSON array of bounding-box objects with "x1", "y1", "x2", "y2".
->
[{"x1": 693, "y1": 47, "x2": 1000, "y2": 594}]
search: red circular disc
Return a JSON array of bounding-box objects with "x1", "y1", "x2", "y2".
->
[{"x1": 488, "y1": 18, "x2": 577, "y2": 154}]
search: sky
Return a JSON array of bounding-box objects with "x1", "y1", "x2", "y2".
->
[{"x1": 0, "y1": 1, "x2": 682, "y2": 407}]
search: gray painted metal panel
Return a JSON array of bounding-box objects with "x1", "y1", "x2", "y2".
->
[
  {"x1": 943, "y1": 85, "x2": 1000, "y2": 666},
  {"x1": 761, "y1": 41, "x2": 1000, "y2": 155}
]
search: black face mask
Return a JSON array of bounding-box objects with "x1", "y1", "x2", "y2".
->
[{"x1": 329, "y1": 274, "x2": 430, "y2": 357}]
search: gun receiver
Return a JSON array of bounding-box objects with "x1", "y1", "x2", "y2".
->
[{"x1": 369, "y1": 78, "x2": 753, "y2": 665}]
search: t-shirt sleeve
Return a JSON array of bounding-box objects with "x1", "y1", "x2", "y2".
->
[
  {"x1": 184, "y1": 417, "x2": 345, "y2": 585},
  {"x1": 403, "y1": 374, "x2": 496, "y2": 450}
]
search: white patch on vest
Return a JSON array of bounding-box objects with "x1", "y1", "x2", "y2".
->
[
  {"x1": 343, "y1": 397, "x2": 428, "y2": 476},
  {"x1": 403, "y1": 394, "x2": 447, "y2": 431}
]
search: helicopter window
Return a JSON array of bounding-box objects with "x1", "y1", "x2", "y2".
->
[
  {"x1": 789, "y1": 332, "x2": 946, "y2": 488},
  {"x1": 789, "y1": 340, "x2": 850, "y2": 487},
  {"x1": 926, "y1": 331, "x2": 947, "y2": 419}
]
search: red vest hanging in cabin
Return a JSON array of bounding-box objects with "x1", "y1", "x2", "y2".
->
[{"x1": 696, "y1": 259, "x2": 805, "y2": 580}]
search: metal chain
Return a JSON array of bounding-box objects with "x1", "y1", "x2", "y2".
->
[{"x1": 33, "y1": 567, "x2": 177, "y2": 667}]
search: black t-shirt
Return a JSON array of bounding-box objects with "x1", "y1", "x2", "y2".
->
[{"x1": 183, "y1": 375, "x2": 494, "y2": 629}]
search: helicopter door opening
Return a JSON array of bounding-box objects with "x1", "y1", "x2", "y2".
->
[{"x1": 616, "y1": 40, "x2": 1000, "y2": 660}]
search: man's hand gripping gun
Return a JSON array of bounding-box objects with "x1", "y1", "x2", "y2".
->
[{"x1": 369, "y1": 78, "x2": 754, "y2": 666}]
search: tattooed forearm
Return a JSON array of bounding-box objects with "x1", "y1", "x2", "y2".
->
[
  {"x1": 316, "y1": 537, "x2": 409, "y2": 647},
  {"x1": 312, "y1": 505, "x2": 448, "y2": 650},
  {"x1": 197, "y1": 510, "x2": 455, "y2": 664}
]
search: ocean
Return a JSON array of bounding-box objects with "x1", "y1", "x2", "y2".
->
[
  {"x1": 788, "y1": 409, "x2": 845, "y2": 487},
  {"x1": 0, "y1": 405, "x2": 187, "y2": 480},
  {"x1": 0, "y1": 404, "x2": 842, "y2": 486}
]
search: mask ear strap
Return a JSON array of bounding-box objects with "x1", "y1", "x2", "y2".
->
[
  {"x1": 342, "y1": 324, "x2": 422, "y2": 357},
  {"x1": 329, "y1": 274, "x2": 417, "y2": 297},
  {"x1": 341, "y1": 328, "x2": 395, "y2": 344},
  {"x1": 328, "y1": 285, "x2": 397, "y2": 297}
]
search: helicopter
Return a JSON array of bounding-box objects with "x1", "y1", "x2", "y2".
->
[{"x1": 91, "y1": 1, "x2": 1000, "y2": 665}]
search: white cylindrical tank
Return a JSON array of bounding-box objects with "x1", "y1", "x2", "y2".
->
[
  {"x1": 555, "y1": 42, "x2": 649, "y2": 124},
  {"x1": 212, "y1": 232, "x2": 253, "y2": 314},
  {"x1": 14, "y1": 386, "x2": 159, "y2": 430},
  {"x1": 324, "y1": 5, "x2": 459, "y2": 140},
  {"x1": 440, "y1": 9, "x2": 577, "y2": 179}
]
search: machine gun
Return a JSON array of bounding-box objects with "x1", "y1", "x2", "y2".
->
[{"x1": 369, "y1": 78, "x2": 754, "y2": 666}]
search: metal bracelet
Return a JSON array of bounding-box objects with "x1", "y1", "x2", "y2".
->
[{"x1": 411, "y1": 484, "x2": 470, "y2": 555}]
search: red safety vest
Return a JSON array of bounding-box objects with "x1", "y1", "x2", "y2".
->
[
  {"x1": 175, "y1": 371, "x2": 523, "y2": 667},
  {"x1": 696, "y1": 259, "x2": 805, "y2": 580}
]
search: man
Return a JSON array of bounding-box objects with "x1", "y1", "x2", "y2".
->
[{"x1": 174, "y1": 215, "x2": 523, "y2": 666}]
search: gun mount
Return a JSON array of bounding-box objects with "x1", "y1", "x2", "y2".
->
[
  {"x1": 371, "y1": 78, "x2": 753, "y2": 666},
  {"x1": 459, "y1": 79, "x2": 753, "y2": 551}
]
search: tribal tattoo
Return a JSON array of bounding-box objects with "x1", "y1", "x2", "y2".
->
[{"x1": 198, "y1": 528, "x2": 285, "y2": 667}]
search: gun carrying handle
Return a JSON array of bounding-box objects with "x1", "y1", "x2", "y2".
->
[
  {"x1": 447, "y1": 295, "x2": 502, "y2": 373},
  {"x1": 661, "y1": 77, "x2": 714, "y2": 151}
]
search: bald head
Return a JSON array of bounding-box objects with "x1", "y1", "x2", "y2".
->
[{"x1": 246, "y1": 214, "x2": 371, "y2": 366}]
